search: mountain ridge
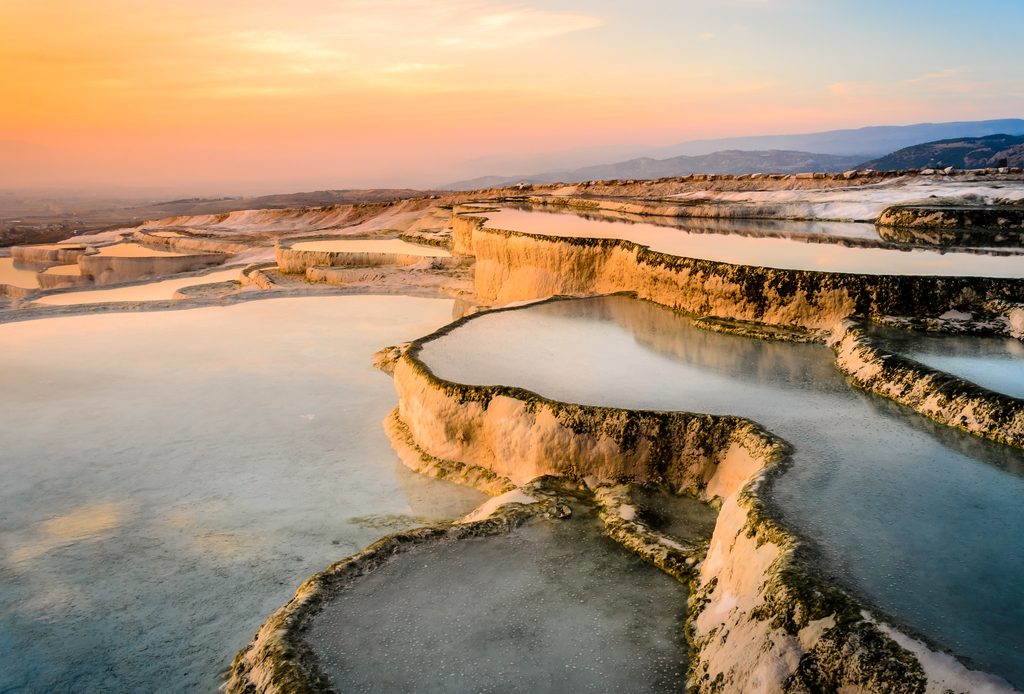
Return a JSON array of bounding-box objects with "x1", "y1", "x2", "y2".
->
[
  {"x1": 860, "y1": 134, "x2": 1024, "y2": 170},
  {"x1": 446, "y1": 118, "x2": 1024, "y2": 190}
]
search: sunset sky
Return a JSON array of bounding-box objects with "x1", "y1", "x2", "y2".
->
[{"x1": 2, "y1": 0, "x2": 1022, "y2": 192}]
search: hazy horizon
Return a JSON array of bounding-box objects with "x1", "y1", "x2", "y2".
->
[{"x1": 3, "y1": 0, "x2": 1023, "y2": 193}]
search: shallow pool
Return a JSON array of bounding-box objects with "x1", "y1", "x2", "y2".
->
[
  {"x1": 0, "y1": 296, "x2": 486, "y2": 692},
  {"x1": 307, "y1": 510, "x2": 688, "y2": 692},
  {"x1": 91, "y1": 242, "x2": 187, "y2": 257},
  {"x1": 33, "y1": 267, "x2": 242, "y2": 306},
  {"x1": 869, "y1": 324, "x2": 1024, "y2": 399},
  {"x1": 501, "y1": 203, "x2": 885, "y2": 242},
  {"x1": 418, "y1": 296, "x2": 1024, "y2": 687},
  {"x1": 0, "y1": 257, "x2": 41, "y2": 289},
  {"x1": 474, "y1": 206, "x2": 1024, "y2": 278},
  {"x1": 290, "y1": 238, "x2": 451, "y2": 257}
]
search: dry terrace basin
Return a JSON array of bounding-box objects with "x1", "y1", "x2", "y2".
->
[{"x1": 276, "y1": 236, "x2": 454, "y2": 274}]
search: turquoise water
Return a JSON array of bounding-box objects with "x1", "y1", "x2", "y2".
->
[
  {"x1": 418, "y1": 296, "x2": 1024, "y2": 687},
  {"x1": 0, "y1": 297, "x2": 486, "y2": 692},
  {"x1": 869, "y1": 324, "x2": 1024, "y2": 398},
  {"x1": 474, "y1": 206, "x2": 1024, "y2": 277},
  {"x1": 307, "y1": 510, "x2": 689, "y2": 692}
]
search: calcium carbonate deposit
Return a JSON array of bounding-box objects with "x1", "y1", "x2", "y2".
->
[
  {"x1": 418, "y1": 295, "x2": 1024, "y2": 688},
  {"x1": 306, "y1": 510, "x2": 690, "y2": 693}
]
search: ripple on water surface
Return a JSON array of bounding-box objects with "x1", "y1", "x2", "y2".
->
[
  {"x1": 418, "y1": 296, "x2": 1024, "y2": 688},
  {"x1": 0, "y1": 296, "x2": 486, "y2": 692}
]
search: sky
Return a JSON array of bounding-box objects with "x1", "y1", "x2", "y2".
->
[{"x1": 1, "y1": 0, "x2": 1022, "y2": 193}]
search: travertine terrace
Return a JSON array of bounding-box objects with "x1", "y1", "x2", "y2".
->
[{"x1": 5, "y1": 171, "x2": 1024, "y2": 693}]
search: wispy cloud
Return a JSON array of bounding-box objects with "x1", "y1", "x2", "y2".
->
[
  {"x1": 906, "y1": 67, "x2": 964, "y2": 84},
  {"x1": 431, "y1": 5, "x2": 604, "y2": 50},
  {"x1": 372, "y1": 63, "x2": 450, "y2": 74}
]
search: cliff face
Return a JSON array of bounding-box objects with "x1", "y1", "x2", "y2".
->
[
  {"x1": 133, "y1": 229, "x2": 252, "y2": 254},
  {"x1": 383, "y1": 312, "x2": 951, "y2": 694},
  {"x1": 10, "y1": 244, "x2": 88, "y2": 265},
  {"x1": 460, "y1": 212, "x2": 1024, "y2": 329},
  {"x1": 393, "y1": 354, "x2": 748, "y2": 492},
  {"x1": 78, "y1": 252, "x2": 225, "y2": 286},
  {"x1": 877, "y1": 205, "x2": 1024, "y2": 231}
]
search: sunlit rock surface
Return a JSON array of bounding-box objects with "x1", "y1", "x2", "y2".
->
[
  {"x1": 868, "y1": 323, "x2": 1024, "y2": 398},
  {"x1": 475, "y1": 205, "x2": 1024, "y2": 276},
  {"x1": 410, "y1": 296, "x2": 1022, "y2": 691},
  {"x1": 454, "y1": 208, "x2": 1024, "y2": 330}
]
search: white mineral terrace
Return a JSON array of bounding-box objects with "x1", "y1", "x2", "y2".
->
[
  {"x1": 289, "y1": 238, "x2": 451, "y2": 257},
  {"x1": 40, "y1": 264, "x2": 83, "y2": 276},
  {"x1": 663, "y1": 178, "x2": 1024, "y2": 220},
  {"x1": 90, "y1": 242, "x2": 188, "y2": 257},
  {"x1": 870, "y1": 324, "x2": 1024, "y2": 399},
  {"x1": 32, "y1": 268, "x2": 242, "y2": 306},
  {"x1": 474, "y1": 206, "x2": 1024, "y2": 277},
  {"x1": 417, "y1": 295, "x2": 1024, "y2": 689}
]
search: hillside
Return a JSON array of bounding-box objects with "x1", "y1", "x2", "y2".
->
[
  {"x1": 446, "y1": 118, "x2": 1024, "y2": 189},
  {"x1": 860, "y1": 134, "x2": 1024, "y2": 170},
  {"x1": 645, "y1": 118, "x2": 1024, "y2": 159},
  {"x1": 447, "y1": 150, "x2": 863, "y2": 190}
]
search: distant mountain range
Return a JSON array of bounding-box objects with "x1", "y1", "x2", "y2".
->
[
  {"x1": 639, "y1": 118, "x2": 1024, "y2": 159},
  {"x1": 446, "y1": 118, "x2": 1024, "y2": 189},
  {"x1": 860, "y1": 134, "x2": 1024, "y2": 170},
  {"x1": 448, "y1": 151, "x2": 865, "y2": 189}
]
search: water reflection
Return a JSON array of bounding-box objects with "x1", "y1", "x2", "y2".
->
[
  {"x1": 476, "y1": 206, "x2": 1024, "y2": 277},
  {"x1": 0, "y1": 257, "x2": 41, "y2": 289},
  {"x1": 0, "y1": 296, "x2": 487, "y2": 692},
  {"x1": 32, "y1": 268, "x2": 241, "y2": 306},
  {"x1": 419, "y1": 295, "x2": 1024, "y2": 687},
  {"x1": 868, "y1": 324, "x2": 1024, "y2": 398}
]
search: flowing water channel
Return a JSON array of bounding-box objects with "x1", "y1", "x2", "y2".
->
[{"x1": 417, "y1": 295, "x2": 1024, "y2": 687}]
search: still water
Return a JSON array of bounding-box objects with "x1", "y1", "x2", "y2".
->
[
  {"x1": 474, "y1": 206, "x2": 1024, "y2": 277},
  {"x1": 0, "y1": 296, "x2": 485, "y2": 692},
  {"x1": 869, "y1": 324, "x2": 1024, "y2": 399},
  {"x1": 419, "y1": 295, "x2": 1024, "y2": 687},
  {"x1": 307, "y1": 509, "x2": 689, "y2": 693},
  {"x1": 0, "y1": 258, "x2": 41, "y2": 289},
  {"x1": 32, "y1": 268, "x2": 242, "y2": 306}
]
